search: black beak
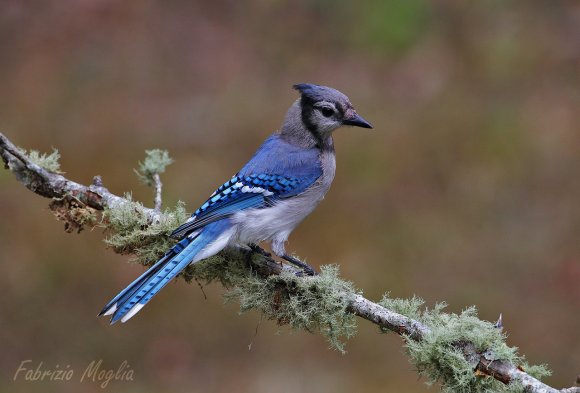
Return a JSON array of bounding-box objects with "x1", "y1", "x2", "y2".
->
[{"x1": 343, "y1": 113, "x2": 373, "y2": 129}]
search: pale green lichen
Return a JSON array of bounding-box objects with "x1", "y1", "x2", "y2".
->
[
  {"x1": 521, "y1": 362, "x2": 551, "y2": 380},
  {"x1": 224, "y1": 264, "x2": 358, "y2": 353},
  {"x1": 379, "y1": 294, "x2": 426, "y2": 324},
  {"x1": 104, "y1": 149, "x2": 178, "y2": 263},
  {"x1": 22, "y1": 148, "x2": 63, "y2": 174},
  {"x1": 102, "y1": 194, "x2": 188, "y2": 265},
  {"x1": 135, "y1": 149, "x2": 174, "y2": 186},
  {"x1": 182, "y1": 248, "x2": 251, "y2": 286},
  {"x1": 379, "y1": 294, "x2": 551, "y2": 392},
  {"x1": 182, "y1": 252, "x2": 358, "y2": 352}
]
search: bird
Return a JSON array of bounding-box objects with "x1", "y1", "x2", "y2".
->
[{"x1": 99, "y1": 83, "x2": 372, "y2": 324}]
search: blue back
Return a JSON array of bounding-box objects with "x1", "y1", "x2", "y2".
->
[{"x1": 238, "y1": 134, "x2": 322, "y2": 195}]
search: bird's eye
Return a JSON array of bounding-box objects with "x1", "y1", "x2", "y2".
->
[{"x1": 320, "y1": 107, "x2": 334, "y2": 117}]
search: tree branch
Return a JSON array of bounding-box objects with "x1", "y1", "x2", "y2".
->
[
  {"x1": 1, "y1": 131, "x2": 577, "y2": 393},
  {"x1": 152, "y1": 173, "x2": 163, "y2": 211},
  {"x1": 0, "y1": 132, "x2": 162, "y2": 222}
]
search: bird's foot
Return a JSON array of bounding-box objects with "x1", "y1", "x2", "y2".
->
[
  {"x1": 248, "y1": 244, "x2": 316, "y2": 276},
  {"x1": 282, "y1": 254, "x2": 317, "y2": 276}
]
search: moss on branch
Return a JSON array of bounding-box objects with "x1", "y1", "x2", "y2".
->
[
  {"x1": 225, "y1": 264, "x2": 358, "y2": 352},
  {"x1": 135, "y1": 149, "x2": 174, "y2": 186},
  {"x1": 102, "y1": 194, "x2": 188, "y2": 265},
  {"x1": 21, "y1": 147, "x2": 63, "y2": 174},
  {"x1": 380, "y1": 296, "x2": 550, "y2": 392}
]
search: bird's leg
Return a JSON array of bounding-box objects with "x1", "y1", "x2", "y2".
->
[
  {"x1": 282, "y1": 254, "x2": 317, "y2": 276},
  {"x1": 250, "y1": 243, "x2": 317, "y2": 276},
  {"x1": 249, "y1": 243, "x2": 272, "y2": 258}
]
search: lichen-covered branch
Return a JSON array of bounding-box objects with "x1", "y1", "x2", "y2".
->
[
  {"x1": 152, "y1": 174, "x2": 163, "y2": 211},
  {"x1": 1, "y1": 131, "x2": 578, "y2": 393},
  {"x1": 135, "y1": 149, "x2": 174, "y2": 212},
  {"x1": 0, "y1": 132, "x2": 163, "y2": 222}
]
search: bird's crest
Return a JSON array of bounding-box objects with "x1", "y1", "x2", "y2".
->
[
  {"x1": 293, "y1": 83, "x2": 346, "y2": 103},
  {"x1": 293, "y1": 83, "x2": 319, "y2": 94}
]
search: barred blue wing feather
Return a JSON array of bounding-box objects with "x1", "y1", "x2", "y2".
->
[{"x1": 170, "y1": 171, "x2": 321, "y2": 240}]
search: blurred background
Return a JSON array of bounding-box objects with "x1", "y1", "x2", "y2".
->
[{"x1": 0, "y1": 1, "x2": 579, "y2": 392}]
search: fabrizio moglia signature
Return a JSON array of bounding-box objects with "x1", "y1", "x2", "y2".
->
[{"x1": 13, "y1": 359, "x2": 134, "y2": 388}]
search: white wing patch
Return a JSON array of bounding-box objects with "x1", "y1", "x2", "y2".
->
[{"x1": 241, "y1": 185, "x2": 274, "y2": 196}]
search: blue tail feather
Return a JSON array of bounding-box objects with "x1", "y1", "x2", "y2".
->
[
  {"x1": 98, "y1": 250, "x2": 175, "y2": 316},
  {"x1": 100, "y1": 220, "x2": 231, "y2": 324},
  {"x1": 109, "y1": 243, "x2": 199, "y2": 323}
]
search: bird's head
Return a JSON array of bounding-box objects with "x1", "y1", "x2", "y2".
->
[{"x1": 293, "y1": 83, "x2": 373, "y2": 136}]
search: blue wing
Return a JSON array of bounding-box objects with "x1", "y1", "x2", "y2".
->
[{"x1": 170, "y1": 134, "x2": 322, "y2": 239}]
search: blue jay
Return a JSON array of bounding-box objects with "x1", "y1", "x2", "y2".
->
[{"x1": 99, "y1": 83, "x2": 372, "y2": 323}]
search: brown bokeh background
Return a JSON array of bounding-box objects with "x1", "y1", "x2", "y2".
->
[{"x1": 1, "y1": 1, "x2": 579, "y2": 392}]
